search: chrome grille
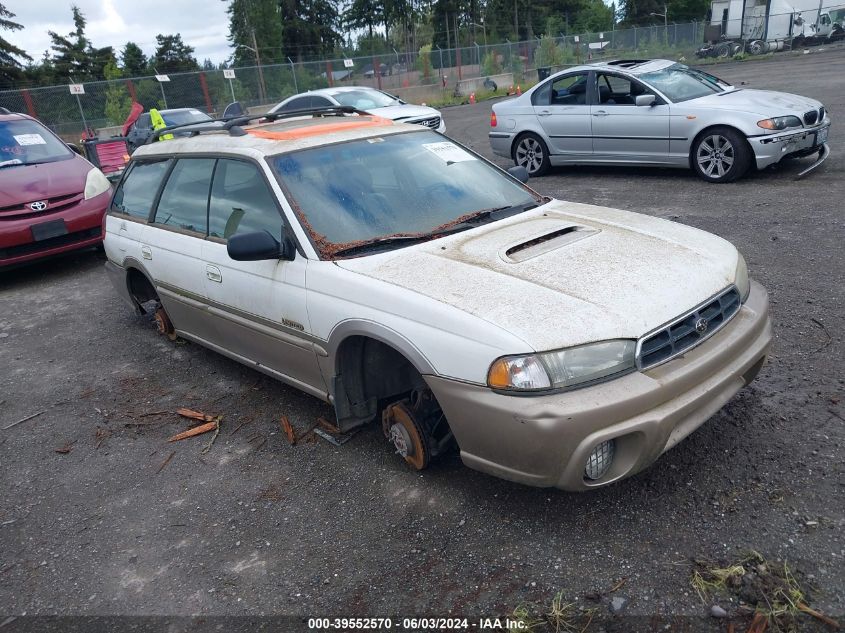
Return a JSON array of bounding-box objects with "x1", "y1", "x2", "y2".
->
[
  {"x1": 414, "y1": 116, "x2": 441, "y2": 129},
  {"x1": 803, "y1": 110, "x2": 818, "y2": 125},
  {"x1": 637, "y1": 287, "x2": 741, "y2": 370},
  {"x1": 819, "y1": 106, "x2": 826, "y2": 122}
]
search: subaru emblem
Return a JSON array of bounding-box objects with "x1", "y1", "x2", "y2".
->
[{"x1": 695, "y1": 317, "x2": 709, "y2": 334}]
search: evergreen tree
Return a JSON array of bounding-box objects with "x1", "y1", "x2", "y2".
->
[
  {"x1": 48, "y1": 5, "x2": 94, "y2": 80},
  {"x1": 151, "y1": 33, "x2": 199, "y2": 73},
  {"x1": 226, "y1": 0, "x2": 284, "y2": 66},
  {"x1": 121, "y1": 42, "x2": 148, "y2": 76},
  {"x1": 0, "y1": 2, "x2": 32, "y2": 86}
]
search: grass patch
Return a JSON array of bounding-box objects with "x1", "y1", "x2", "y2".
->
[
  {"x1": 690, "y1": 551, "x2": 840, "y2": 631},
  {"x1": 509, "y1": 592, "x2": 596, "y2": 633}
]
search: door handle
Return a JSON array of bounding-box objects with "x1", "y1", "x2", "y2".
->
[
  {"x1": 592, "y1": 110, "x2": 609, "y2": 117},
  {"x1": 206, "y1": 265, "x2": 222, "y2": 283},
  {"x1": 140, "y1": 245, "x2": 152, "y2": 260},
  {"x1": 538, "y1": 110, "x2": 551, "y2": 116}
]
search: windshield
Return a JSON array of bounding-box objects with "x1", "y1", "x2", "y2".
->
[
  {"x1": 162, "y1": 109, "x2": 213, "y2": 126},
  {"x1": 0, "y1": 118, "x2": 73, "y2": 167},
  {"x1": 269, "y1": 130, "x2": 540, "y2": 258},
  {"x1": 329, "y1": 89, "x2": 399, "y2": 109},
  {"x1": 640, "y1": 63, "x2": 732, "y2": 102}
]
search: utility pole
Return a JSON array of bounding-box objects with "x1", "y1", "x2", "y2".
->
[
  {"x1": 251, "y1": 28, "x2": 266, "y2": 104},
  {"x1": 514, "y1": 0, "x2": 519, "y2": 41}
]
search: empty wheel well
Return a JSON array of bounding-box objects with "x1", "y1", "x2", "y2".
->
[
  {"x1": 689, "y1": 125, "x2": 753, "y2": 169},
  {"x1": 126, "y1": 267, "x2": 157, "y2": 311},
  {"x1": 332, "y1": 336, "x2": 428, "y2": 429}
]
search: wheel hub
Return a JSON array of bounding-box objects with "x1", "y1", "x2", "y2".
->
[{"x1": 389, "y1": 422, "x2": 413, "y2": 458}]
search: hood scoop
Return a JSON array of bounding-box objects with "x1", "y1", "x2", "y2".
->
[{"x1": 502, "y1": 224, "x2": 599, "y2": 263}]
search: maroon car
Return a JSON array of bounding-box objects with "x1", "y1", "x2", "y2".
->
[{"x1": 0, "y1": 109, "x2": 112, "y2": 269}]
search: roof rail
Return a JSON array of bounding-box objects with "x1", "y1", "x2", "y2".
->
[
  {"x1": 0, "y1": 107, "x2": 12, "y2": 115},
  {"x1": 148, "y1": 105, "x2": 372, "y2": 144}
]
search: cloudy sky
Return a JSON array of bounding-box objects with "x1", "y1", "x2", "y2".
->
[{"x1": 4, "y1": 0, "x2": 234, "y2": 65}]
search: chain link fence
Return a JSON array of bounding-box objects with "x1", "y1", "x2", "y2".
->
[{"x1": 0, "y1": 15, "x2": 835, "y2": 140}]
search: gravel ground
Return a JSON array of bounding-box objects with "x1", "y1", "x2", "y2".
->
[{"x1": 1, "y1": 50, "x2": 843, "y2": 629}]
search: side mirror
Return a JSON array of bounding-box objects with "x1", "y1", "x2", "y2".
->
[
  {"x1": 67, "y1": 143, "x2": 83, "y2": 155},
  {"x1": 635, "y1": 94, "x2": 657, "y2": 107},
  {"x1": 508, "y1": 165, "x2": 530, "y2": 183},
  {"x1": 227, "y1": 231, "x2": 295, "y2": 261},
  {"x1": 222, "y1": 101, "x2": 246, "y2": 120}
]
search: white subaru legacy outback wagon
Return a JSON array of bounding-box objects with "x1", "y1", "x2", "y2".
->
[{"x1": 103, "y1": 106, "x2": 772, "y2": 491}]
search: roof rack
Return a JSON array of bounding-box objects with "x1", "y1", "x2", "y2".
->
[{"x1": 147, "y1": 105, "x2": 373, "y2": 144}]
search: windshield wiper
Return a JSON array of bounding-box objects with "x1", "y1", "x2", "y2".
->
[
  {"x1": 459, "y1": 202, "x2": 539, "y2": 225},
  {"x1": 0, "y1": 159, "x2": 24, "y2": 169}
]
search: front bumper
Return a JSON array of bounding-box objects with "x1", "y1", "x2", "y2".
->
[
  {"x1": 750, "y1": 121, "x2": 831, "y2": 172},
  {"x1": 0, "y1": 192, "x2": 109, "y2": 268},
  {"x1": 426, "y1": 280, "x2": 772, "y2": 491}
]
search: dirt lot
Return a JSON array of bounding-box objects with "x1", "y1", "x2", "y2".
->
[{"x1": 1, "y1": 50, "x2": 843, "y2": 629}]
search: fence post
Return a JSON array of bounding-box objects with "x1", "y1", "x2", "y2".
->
[
  {"x1": 456, "y1": 46, "x2": 462, "y2": 80},
  {"x1": 124, "y1": 79, "x2": 137, "y2": 102},
  {"x1": 198, "y1": 72, "x2": 213, "y2": 113},
  {"x1": 21, "y1": 89, "x2": 36, "y2": 117},
  {"x1": 326, "y1": 61, "x2": 333, "y2": 87},
  {"x1": 373, "y1": 56, "x2": 381, "y2": 90}
]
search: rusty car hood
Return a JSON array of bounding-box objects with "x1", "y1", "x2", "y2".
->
[{"x1": 336, "y1": 200, "x2": 740, "y2": 351}]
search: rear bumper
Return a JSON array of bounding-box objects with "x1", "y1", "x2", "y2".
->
[
  {"x1": 750, "y1": 121, "x2": 830, "y2": 170},
  {"x1": 489, "y1": 132, "x2": 515, "y2": 159},
  {"x1": 426, "y1": 280, "x2": 772, "y2": 491},
  {"x1": 0, "y1": 192, "x2": 109, "y2": 268}
]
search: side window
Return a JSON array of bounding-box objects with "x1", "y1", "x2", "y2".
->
[
  {"x1": 550, "y1": 73, "x2": 589, "y2": 105},
  {"x1": 597, "y1": 74, "x2": 652, "y2": 105},
  {"x1": 281, "y1": 97, "x2": 308, "y2": 112},
  {"x1": 531, "y1": 80, "x2": 552, "y2": 106},
  {"x1": 111, "y1": 159, "x2": 171, "y2": 220},
  {"x1": 137, "y1": 114, "x2": 151, "y2": 129},
  {"x1": 311, "y1": 96, "x2": 333, "y2": 107},
  {"x1": 152, "y1": 158, "x2": 215, "y2": 234},
  {"x1": 208, "y1": 159, "x2": 282, "y2": 242}
]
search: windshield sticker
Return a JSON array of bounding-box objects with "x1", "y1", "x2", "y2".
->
[
  {"x1": 13, "y1": 134, "x2": 47, "y2": 146},
  {"x1": 422, "y1": 141, "x2": 475, "y2": 164},
  {"x1": 188, "y1": 109, "x2": 203, "y2": 115}
]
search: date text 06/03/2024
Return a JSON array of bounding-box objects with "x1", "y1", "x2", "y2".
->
[{"x1": 306, "y1": 617, "x2": 527, "y2": 629}]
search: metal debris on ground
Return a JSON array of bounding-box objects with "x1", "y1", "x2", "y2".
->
[
  {"x1": 314, "y1": 427, "x2": 359, "y2": 446},
  {"x1": 2, "y1": 410, "x2": 45, "y2": 430}
]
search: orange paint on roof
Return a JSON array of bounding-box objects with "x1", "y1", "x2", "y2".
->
[{"x1": 246, "y1": 115, "x2": 394, "y2": 140}]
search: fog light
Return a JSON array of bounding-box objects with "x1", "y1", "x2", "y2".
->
[{"x1": 584, "y1": 439, "x2": 615, "y2": 481}]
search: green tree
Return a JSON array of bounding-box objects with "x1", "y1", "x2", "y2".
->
[
  {"x1": 151, "y1": 33, "x2": 198, "y2": 73},
  {"x1": 280, "y1": 0, "x2": 342, "y2": 61},
  {"x1": 226, "y1": 0, "x2": 284, "y2": 66},
  {"x1": 103, "y1": 57, "x2": 132, "y2": 124},
  {"x1": 0, "y1": 3, "x2": 32, "y2": 87},
  {"x1": 121, "y1": 42, "x2": 148, "y2": 76},
  {"x1": 48, "y1": 5, "x2": 94, "y2": 80}
]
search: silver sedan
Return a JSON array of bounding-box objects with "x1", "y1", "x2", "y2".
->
[{"x1": 489, "y1": 59, "x2": 830, "y2": 182}]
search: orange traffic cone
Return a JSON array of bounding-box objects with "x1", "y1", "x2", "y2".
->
[
  {"x1": 469, "y1": 92, "x2": 476, "y2": 105},
  {"x1": 508, "y1": 85, "x2": 514, "y2": 95},
  {"x1": 516, "y1": 85, "x2": 522, "y2": 95}
]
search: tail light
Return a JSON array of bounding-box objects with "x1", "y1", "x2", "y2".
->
[{"x1": 490, "y1": 111, "x2": 497, "y2": 127}]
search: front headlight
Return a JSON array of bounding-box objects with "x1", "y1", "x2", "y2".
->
[
  {"x1": 735, "y1": 253, "x2": 750, "y2": 302},
  {"x1": 757, "y1": 116, "x2": 802, "y2": 131},
  {"x1": 488, "y1": 340, "x2": 636, "y2": 392},
  {"x1": 84, "y1": 167, "x2": 111, "y2": 200}
]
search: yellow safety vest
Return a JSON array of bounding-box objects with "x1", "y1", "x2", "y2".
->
[{"x1": 149, "y1": 109, "x2": 173, "y2": 141}]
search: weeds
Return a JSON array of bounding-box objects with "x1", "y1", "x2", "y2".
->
[{"x1": 509, "y1": 592, "x2": 596, "y2": 633}]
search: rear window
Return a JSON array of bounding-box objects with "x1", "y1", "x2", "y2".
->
[
  {"x1": 153, "y1": 158, "x2": 215, "y2": 234},
  {"x1": 111, "y1": 159, "x2": 172, "y2": 220},
  {"x1": 161, "y1": 110, "x2": 212, "y2": 126},
  {"x1": 0, "y1": 118, "x2": 73, "y2": 168}
]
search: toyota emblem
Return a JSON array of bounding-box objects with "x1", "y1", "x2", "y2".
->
[
  {"x1": 29, "y1": 200, "x2": 47, "y2": 211},
  {"x1": 694, "y1": 317, "x2": 709, "y2": 334}
]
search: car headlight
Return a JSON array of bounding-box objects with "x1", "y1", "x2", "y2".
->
[
  {"x1": 84, "y1": 167, "x2": 111, "y2": 200},
  {"x1": 757, "y1": 116, "x2": 802, "y2": 130},
  {"x1": 735, "y1": 253, "x2": 750, "y2": 302},
  {"x1": 487, "y1": 340, "x2": 636, "y2": 392}
]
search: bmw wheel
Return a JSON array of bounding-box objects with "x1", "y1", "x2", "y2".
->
[
  {"x1": 692, "y1": 127, "x2": 751, "y2": 183},
  {"x1": 513, "y1": 133, "x2": 551, "y2": 176}
]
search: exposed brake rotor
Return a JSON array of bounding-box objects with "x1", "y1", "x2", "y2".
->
[
  {"x1": 382, "y1": 400, "x2": 430, "y2": 470},
  {"x1": 154, "y1": 306, "x2": 178, "y2": 341}
]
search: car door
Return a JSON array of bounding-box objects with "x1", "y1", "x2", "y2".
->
[
  {"x1": 141, "y1": 157, "x2": 219, "y2": 343},
  {"x1": 201, "y1": 158, "x2": 326, "y2": 395},
  {"x1": 108, "y1": 158, "x2": 171, "y2": 261},
  {"x1": 590, "y1": 72, "x2": 671, "y2": 162},
  {"x1": 532, "y1": 72, "x2": 593, "y2": 156}
]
